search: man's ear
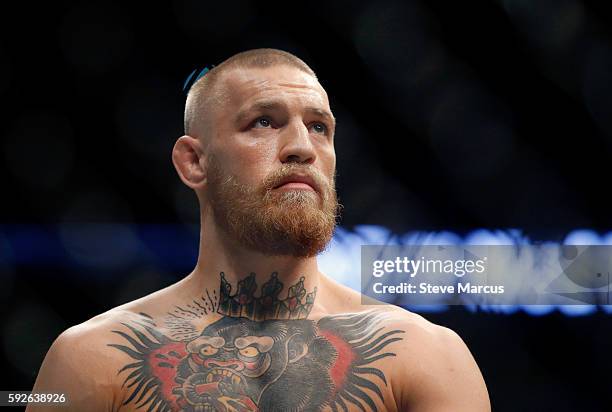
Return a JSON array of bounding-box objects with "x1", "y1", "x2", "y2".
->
[{"x1": 172, "y1": 135, "x2": 207, "y2": 189}]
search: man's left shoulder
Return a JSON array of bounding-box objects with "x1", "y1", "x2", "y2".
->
[
  {"x1": 369, "y1": 306, "x2": 477, "y2": 373},
  {"x1": 370, "y1": 306, "x2": 491, "y2": 411},
  {"x1": 371, "y1": 306, "x2": 463, "y2": 347}
]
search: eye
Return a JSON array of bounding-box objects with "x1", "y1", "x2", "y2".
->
[
  {"x1": 311, "y1": 122, "x2": 327, "y2": 135},
  {"x1": 199, "y1": 345, "x2": 219, "y2": 356},
  {"x1": 238, "y1": 346, "x2": 260, "y2": 357},
  {"x1": 253, "y1": 117, "x2": 272, "y2": 129}
]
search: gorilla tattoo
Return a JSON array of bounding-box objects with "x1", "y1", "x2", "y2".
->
[{"x1": 109, "y1": 274, "x2": 404, "y2": 412}]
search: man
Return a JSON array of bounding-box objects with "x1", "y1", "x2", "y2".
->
[{"x1": 28, "y1": 48, "x2": 490, "y2": 411}]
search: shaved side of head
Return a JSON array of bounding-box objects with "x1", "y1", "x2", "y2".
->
[{"x1": 183, "y1": 48, "x2": 317, "y2": 141}]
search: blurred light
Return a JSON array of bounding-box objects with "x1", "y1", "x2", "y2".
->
[
  {"x1": 137, "y1": 224, "x2": 199, "y2": 272},
  {"x1": 2, "y1": 224, "x2": 612, "y2": 316},
  {"x1": 600, "y1": 305, "x2": 612, "y2": 314},
  {"x1": 319, "y1": 226, "x2": 370, "y2": 291},
  {"x1": 563, "y1": 229, "x2": 606, "y2": 245},
  {"x1": 465, "y1": 229, "x2": 517, "y2": 245},
  {"x1": 354, "y1": 224, "x2": 392, "y2": 244},
  {"x1": 401, "y1": 231, "x2": 463, "y2": 245},
  {"x1": 558, "y1": 305, "x2": 597, "y2": 316},
  {"x1": 477, "y1": 304, "x2": 521, "y2": 315},
  {"x1": 58, "y1": 223, "x2": 144, "y2": 271},
  {"x1": 403, "y1": 304, "x2": 448, "y2": 313},
  {"x1": 603, "y1": 232, "x2": 612, "y2": 245},
  {"x1": 522, "y1": 305, "x2": 556, "y2": 316}
]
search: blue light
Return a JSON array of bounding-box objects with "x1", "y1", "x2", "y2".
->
[{"x1": 1, "y1": 224, "x2": 611, "y2": 316}]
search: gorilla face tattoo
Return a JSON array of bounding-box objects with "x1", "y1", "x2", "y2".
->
[
  {"x1": 172, "y1": 317, "x2": 326, "y2": 411},
  {"x1": 109, "y1": 274, "x2": 405, "y2": 412}
]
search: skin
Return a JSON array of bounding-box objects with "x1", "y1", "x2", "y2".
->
[{"x1": 27, "y1": 65, "x2": 491, "y2": 411}]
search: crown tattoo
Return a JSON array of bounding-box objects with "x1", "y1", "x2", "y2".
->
[{"x1": 217, "y1": 272, "x2": 317, "y2": 321}]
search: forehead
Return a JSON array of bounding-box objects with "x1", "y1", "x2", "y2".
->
[{"x1": 219, "y1": 65, "x2": 330, "y2": 111}]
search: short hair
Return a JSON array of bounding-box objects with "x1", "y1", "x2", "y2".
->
[{"x1": 184, "y1": 48, "x2": 317, "y2": 137}]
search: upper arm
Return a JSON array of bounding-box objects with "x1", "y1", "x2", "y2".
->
[
  {"x1": 26, "y1": 326, "x2": 116, "y2": 412},
  {"x1": 395, "y1": 323, "x2": 491, "y2": 412}
]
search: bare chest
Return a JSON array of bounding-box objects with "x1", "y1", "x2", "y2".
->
[{"x1": 109, "y1": 311, "x2": 403, "y2": 412}]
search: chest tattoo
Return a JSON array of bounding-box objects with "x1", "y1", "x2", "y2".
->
[{"x1": 109, "y1": 272, "x2": 404, "y2": 412}]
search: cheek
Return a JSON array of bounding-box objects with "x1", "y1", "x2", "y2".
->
[
  {"x1": 318, "y1": 146, "x2": 336, "y2": 176},
  {"x1": 216, "y1": 139, "x2": 278, "y2": 182}
]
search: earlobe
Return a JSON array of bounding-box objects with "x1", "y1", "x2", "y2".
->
[{"x1": 172, "y1": 135, "x2": 207, "y2": 189}]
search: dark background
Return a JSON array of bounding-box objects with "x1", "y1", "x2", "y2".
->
[{"x1": 1, "y1": 0, "x2": 611, "y2": 410}]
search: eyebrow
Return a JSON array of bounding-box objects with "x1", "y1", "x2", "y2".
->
[
  {"x1": 235, "y1": 99, "x2": 336, "y2": 130},
  {"x1": 305, "y1": 107, "x2": 337, "y2": 131}
]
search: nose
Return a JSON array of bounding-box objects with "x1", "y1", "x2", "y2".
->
[{"x1": 279, "y1": 119, "x2": 316, "y2": 165}]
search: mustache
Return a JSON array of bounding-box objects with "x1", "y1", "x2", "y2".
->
[{"x1": 261, "y1": 164, "x2": 332, "y2": 194}]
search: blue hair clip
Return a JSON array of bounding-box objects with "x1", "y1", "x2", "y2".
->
[{"x1": 182, "y1": 65, "x2": 216, "y2": 94}]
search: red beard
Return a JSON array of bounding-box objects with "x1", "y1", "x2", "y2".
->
[{"x1": 206, "y1": 155, "x2": 340, "y2": 257}]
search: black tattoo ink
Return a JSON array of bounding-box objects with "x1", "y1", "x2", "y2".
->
[
  {"x1": 217, "y1": 272, "x2": 317, "y2": 321},
  {"x1": 109, "y1": 273, "x2": 404, "y2": 411}
]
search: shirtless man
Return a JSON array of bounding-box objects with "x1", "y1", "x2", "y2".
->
[{"x1": 28, "y1": 48, "x2": 490, "y2": 412}]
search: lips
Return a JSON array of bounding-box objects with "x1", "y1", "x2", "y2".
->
[{"x1": 273, "y1": 174, "x2": 318, "y2": 192}]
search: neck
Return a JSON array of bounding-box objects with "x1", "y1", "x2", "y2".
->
[{"x1": 184, "y1": 209, "x2": 322, "y2": 320}]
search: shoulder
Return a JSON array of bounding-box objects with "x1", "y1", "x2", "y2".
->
[
  {"x1": 37, "y1": 309, "x2": 129, "y2": 372},
  {"x1": 47, "y1": 307, "x2": 157, "y2": 373},
  {"x1": 50, "y1": 307, "x2": 144, "y2": 350},
  {"x1": 28, "y1": 309, "x2": 146, "y2": 411},
  {"x1": 369, "y1": 305, "x2": 458, "y2": 343},
  {"x1": 375, "y1": 306, "x2": 476, "y2": 371},
  {"x1": 374, "y1": 307, "x2": 491, "y2": 411}
]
